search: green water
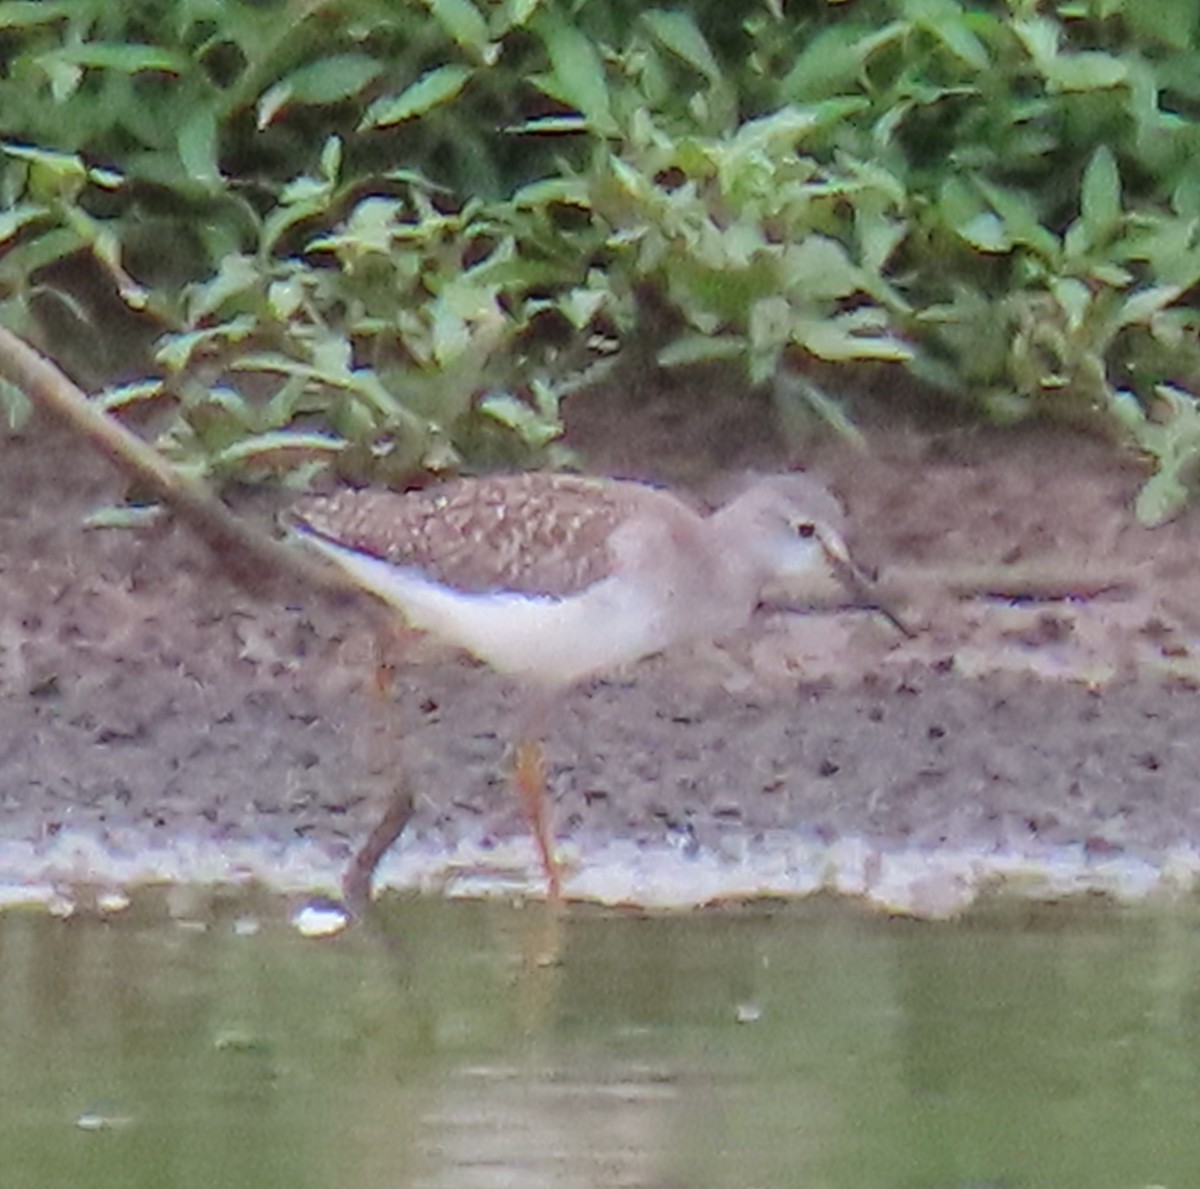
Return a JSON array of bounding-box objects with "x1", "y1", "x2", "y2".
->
[{"x1": 2, "y1": 892, "x2": 1197, "y2": 1189}]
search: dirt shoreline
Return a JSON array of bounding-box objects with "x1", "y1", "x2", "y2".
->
[{"x1": 5, "y1": 385, "x2": 1200, "y2": 917}]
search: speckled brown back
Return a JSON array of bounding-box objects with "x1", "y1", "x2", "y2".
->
[{"x1": 291, "y1": 473, "x2": 695, "y2": 598}]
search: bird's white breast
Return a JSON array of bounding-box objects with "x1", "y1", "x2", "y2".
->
[{"x1": 297, "y1": 533, "x2": 678, "y2": 686}]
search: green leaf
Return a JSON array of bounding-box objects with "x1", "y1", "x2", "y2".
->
[
  {"x1": 531, "y1": 8, "x2": 616, "y2": 135},
  {"x1": 96, "y1": 380, "x2": 165, "y2": 411},
  {"x1": 308, "y1": 196, "x2": 400, "y2": 256},
  {"x1": 749, "y1": 295, "x2": 793, "y2": 353},
  {"x1": 505, "y1": 114, "x2": 590, "y2": 135},
  {"x1": 730, "y1": 105, "x2": 823, "y2": 154},
  {"x1": 511, "y1": 176, "x2": 590, "y2": 208},
  {"x1": 1012, "y1": 16, "x2": 1060, "y2": 69},
  {"x1": 212, "y1": 431, "x2": 344, "y2": 467},
  {"x1": 781, "y1": 24, "x2": 905, "y2": 101},
  {"x1": 282, "y1": 55, "x2": 382, "y2": 106},
  {"x1": 177, "y1": 108, "x2": 220, "y2": 184},
  {"x1": 361, "y1": 65, "x2": 473, "y2": 128},
  {"x1": 257, "y1": 82, "x2": 291, "y2": 129},
  {"x1": 0, "y1": 2, "x2": 74, "y2": 28},
  {"x1": 320, "y1": 137, "x2": 342, "y2": 182},
  {"x1": 641, "y1": 10, "x2": 721, "y2": 83},
  {"x1": 1049, "y1": 277, "x2": 1090, "y2": 332},
  {"x1": 1045, "y1": 52, "x2": 1128, "y2": 92},
  {"x1": 431, "y1": 303, "x2": 470, "y2": 365},
  {"x1": 42, "y1": 56, "x2": 80, "y2": 101},
  {"x1": 425, "y1": 0, "x2": 495, "y2": 62},
  {"x1": 310, "y1": 336, "x2": 354, "y2": 379},
  {"x1": 796, "y1": 312, "x2": 912, "y2": 361},
  {"x1": 48, "y1": 42, "x2": 187, "y2": 73},
  {"x1": 958, "y1": 212, "x2": 1010, "y2": 252},
  {"x1": 187, "y1": 255, "x2": 261, "y2": 321},
  {"x1": 268, "y1": 276, "x2": 305, "y2": 321},
  {"x1": 1116, "y1": 285, "x2": 1183, "y2": 328},
  {"x1": 4, "y1": 143, "x2": 88, "y2": 200},
  {"x1": 1109, "y1": 388, "x2": 1148, "y2": 435},
  {"x1": 938, "y1": 175, "x2": 984, "y2": 232},
  {"x1": 88, "y1": 165, "x2": 123, "y2": 190},
  {"x1": 558, "y1": 287, "x2": 606, "y2": 328},
  {"x1": 0, "y1": 375, "x2": 31, "y2": 429},
  {"x1": 1089, "y1": 260, "x2": 1133, "y2": 287},
  {"x1": 507, "y1": 0, "x2": 546, "y2": 27},
  {"x1": 856, "y1": 209, "x2": 906, "y2": 277},
  {"x1": 0, "y1": 203, "x2": 44, "y2": 243},
  {"x1": 904, "y1": 0, "x2": 989, "y2": 70},
  {"x1": 972, "y1": 179, "x2": 1059, "y2": 260},
  {"x1": 782, "y1": 236, "x2": 861, "y2": 301},
  {"x1": 83, "y1": 505, "x2": 165, "y2": 530},
  {"x1": 478, "y1": 392, "x2": 562, "y2": 446},
  {"x1": 259, "y1": 57, "x2": 384, "y2": 128},
  {"x1": 0, "y1": 227, "x2": 84, "y2": 284},
  {"x1": 154, "y1": 318, "x2": 258, "y2": 373},
  {"x1": 657, "y1": 334, "x2": 745, "y2": 367},
  {"x1": 1080, "y1": 145, "x2": 1121, "y2": 243},
  {"x1": 1135, "y1": 470, "x2": 1190, "y2": 526}
]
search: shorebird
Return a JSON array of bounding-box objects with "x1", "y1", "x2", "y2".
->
[{"x1": 291, "y1": 471, "x2": 899, "y2": 898}]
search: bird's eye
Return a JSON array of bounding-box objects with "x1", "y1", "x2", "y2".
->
[{"x1": 795, "y1": 521, "x2": 816, "y2": 539}]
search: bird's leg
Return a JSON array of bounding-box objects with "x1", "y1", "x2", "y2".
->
[
  {"x1": 343, "y1": 778, "x2": 414, "y2": 917},
  {"x1": 371, "y1": 619, "x2": 422, "y2": 698},
  {"x1": 513, "y1": 737, "x2": 563, "y2": 902},
  {"x1": 336, "y1": 613, "x2": 423, "y2": 915},
  {"x1": 511, "y1": 689, "x2": 565, "y2": 901}
]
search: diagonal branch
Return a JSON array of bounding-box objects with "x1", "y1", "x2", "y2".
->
[{"x1": 0, "y1": 325, "x2": 352, "y2": 597}]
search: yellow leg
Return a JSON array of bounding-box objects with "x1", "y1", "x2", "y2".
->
[
  {"x1": 513, "y1": 738, "x2": 563, "y2": 902},
  {"x1": 337, "y1": 619, "x2": 418, "y2": 913}
]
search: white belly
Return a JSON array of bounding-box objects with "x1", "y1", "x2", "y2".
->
[{"x1": 299, "y1": 534, "x2": 678, "y2": 686}]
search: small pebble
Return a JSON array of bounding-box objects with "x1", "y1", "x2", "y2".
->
[
  {"x1": 76, "y1": 1111, "x2": 132, "y2": 1131},
  {"x1": 47, "y1": 895, "x2": 75, "y2": 919},
  {"x1": 97, "y1": 891, "x2": 130, "y2": 914},
  {"x1": 291, "y1": 902, "x2": 349, "y2": 938}
]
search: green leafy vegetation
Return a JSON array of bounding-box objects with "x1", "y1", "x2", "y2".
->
[{"x1": 4, "y1": 0, "x2": 1200, "y2": 519}]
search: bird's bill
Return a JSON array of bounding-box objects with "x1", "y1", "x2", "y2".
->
[{"x1": 820, "y1": 537, "x2": 916, "y2": 638}]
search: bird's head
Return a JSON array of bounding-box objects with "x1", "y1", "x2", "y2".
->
[{"x1": 718, "y1": 474, "x2": 911, "y2": 635}]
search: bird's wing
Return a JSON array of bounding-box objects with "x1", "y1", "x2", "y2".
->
[{"x1": 291, "y1": 474, "x2": 665, "y2": 598}]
